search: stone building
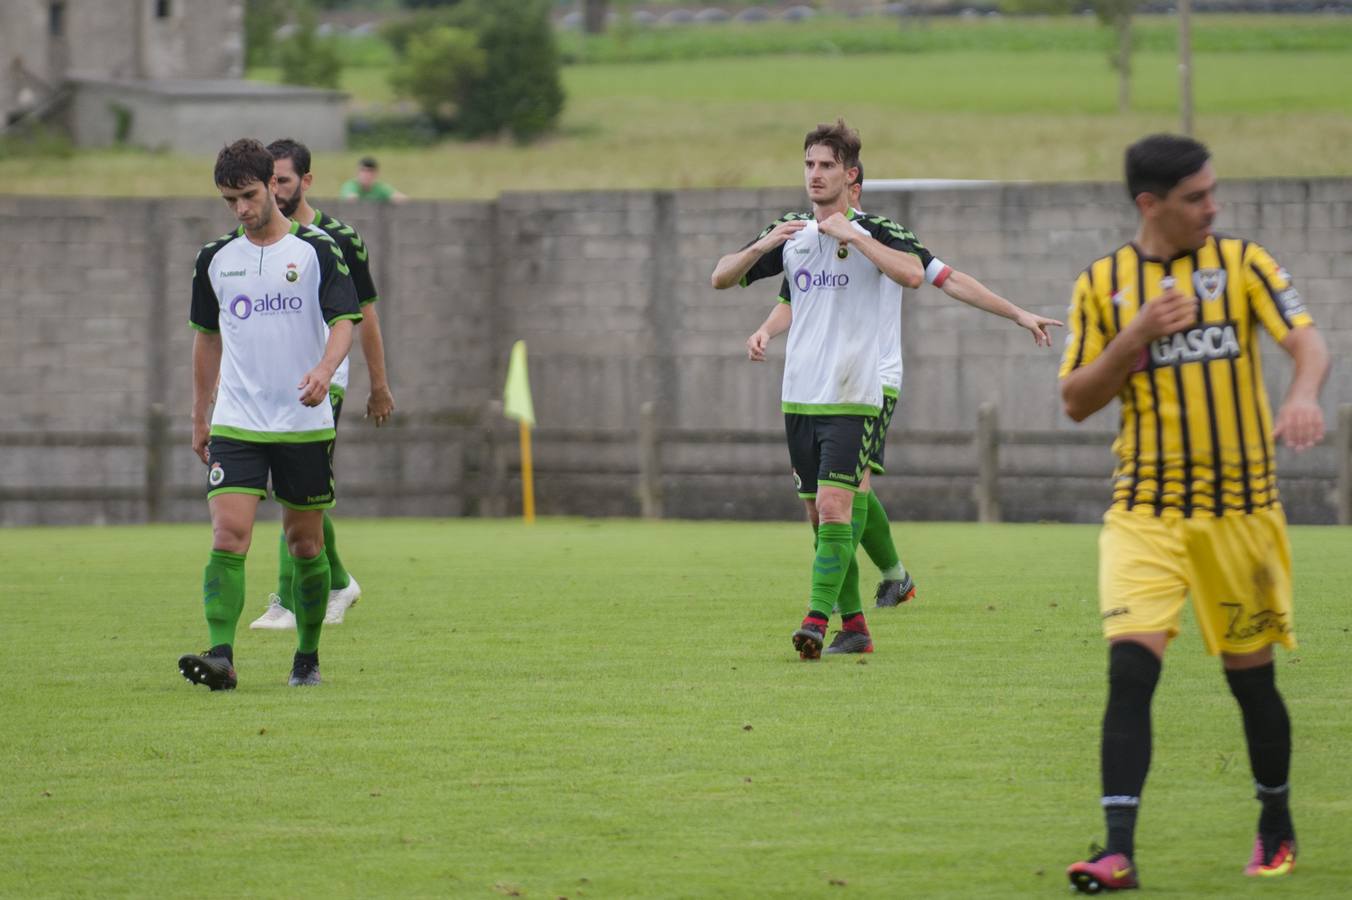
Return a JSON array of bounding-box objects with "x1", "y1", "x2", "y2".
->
[{"x1": 1, "y1": 0, "x2": 345, "y2": 151}]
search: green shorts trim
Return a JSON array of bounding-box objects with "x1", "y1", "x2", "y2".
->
[
  {"x1": 275, "y1": 496, "x2": 336, "y2": 511},
  {"x1": 820, "y1": 478, "x2": 865, "y2": 493},
  {"x1": 207, "y1": 486, "x2": 267, "y2": 500},
  {"x1": 781, "y1": 401, "x2": 882, "y2": 416},
  {"x1": 210, "y1": 425, "x2": 337, "y2": 444}
]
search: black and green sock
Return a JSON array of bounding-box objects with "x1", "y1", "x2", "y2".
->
[
  {"x1": 290, "y1": 550, "x2": 332, "y2": 654},
  {"x1": 203, "y1": 549, "x2": 246, "y2": 650},
  {"x1": 322, "y1": 512, "x2": 350, "y2": 591}
]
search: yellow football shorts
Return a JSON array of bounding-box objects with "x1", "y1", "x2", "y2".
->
[{"x1": 1098, "y1": 506, "x2": 1295, "y2": 655}]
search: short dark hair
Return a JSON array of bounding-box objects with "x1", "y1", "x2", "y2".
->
[
  {"x1": 214, "y1": 138, "x2": 273, "y2": 189},
  {"x1": 358, "y1": 156, "x2": 379, "y2": 170},
  {"x1": 804, "y1": 118, "x2": 861, "y2": 172},
  {"x1": 1125, "y1": 134, "x2": 1210, "y2": 200},
  {"x1": 267, "y1": 137, "x2": 311, "y2": 176}
]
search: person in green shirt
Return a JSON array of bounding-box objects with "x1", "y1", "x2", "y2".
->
[{"x1": 338, "y1": 156, "x2": 407, "y2": 204}]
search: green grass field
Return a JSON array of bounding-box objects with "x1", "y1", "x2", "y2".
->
[
  {"x1": 2, "y1": 15, "x2": 1350, "y2": 198},
  {"x1": 2, "y1": 519, "x2": 1349, "y2": 897}
]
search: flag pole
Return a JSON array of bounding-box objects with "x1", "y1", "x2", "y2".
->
[{"x1": 519, "y1": 418, "x2": 535, "y2": 524}]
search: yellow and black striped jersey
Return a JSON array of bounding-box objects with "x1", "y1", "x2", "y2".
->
[{"x1": 1059, "y1": 236, "x2": 1314, "y2": 518}]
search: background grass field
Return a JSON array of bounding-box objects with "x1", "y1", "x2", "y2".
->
[
  {"x1": 2, "y1": 15, "x2": 1350, "y2": 197},
  {"x1": 2, "y1": 519, "x2": 1349, "y2": 897}
]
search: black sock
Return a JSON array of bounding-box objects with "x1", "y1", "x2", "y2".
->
[
  {"x1": 208, "y1": 643, "x2": 233, "y2": 663},
  {"x1": 1100, "y1": 641, "x2": 1161, "y2": 858},
  {"x1": 1226, "y1": 663, "x2": 1293, "y2": 839},
  {"x1": 805, "y1": 612, "x2": 828, "y2": 626},
  {"x1": 294, "y1": 650, "x2": 318, "y2": 665},
  {"x1": 842, "y1": 611, "x2": 863, "y2": 623}
]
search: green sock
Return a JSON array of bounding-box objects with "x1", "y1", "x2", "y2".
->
[
  {"x1": 290, "y1": 550, "x2": 331, "y2": 654},
  {"x1": 276, "y1": 530, "x2": 296, "y2": 611},
  {"x1": 809, "y1": 522, "x2": 855, "y2": 618},
  {"x1": 860, "y1": 490, "x2": 905, "y2": 577},
  {"x1": 323, "y1": 512, "x2": 350, "y2": 591},
  {"x1": 203, "y1": 549, "x2": 247, "y2": 649},
  {"x1": 837, "y1": 492, "x2": 869, "y2": 616}
]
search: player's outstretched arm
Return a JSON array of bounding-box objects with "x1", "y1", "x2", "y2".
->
[
  {"x1": 191, "y1": 331, "x2": 222, "y2": 464},
  {"x1": 358, "y1": 302, "x2": 395, "y2": 426},
  {"x1": 298, "y1": 320, "x2": 355, "y2": 408},
  {"x1": 939, "y1": 270, "x2": 1063, "y2": 346},
  {"x1": 1273, "y1": 325, "x2": 1330, "y2": 452},
  {"x1": 817, "y1": 213, "x2": 923, "y2": 288},
  {"x1": 1061, "y1": 286, "x2": 1196, "y2": 422},
  {"x1": 747, "y1": 302, "x2": 793, "y2": 361},
  {"x1": 711, "y1": 220, "x2": 807, "y2": 289}
]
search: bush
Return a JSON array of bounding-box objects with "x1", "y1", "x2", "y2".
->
[
  {"x1": 382, "y1": 0, "x2": 564, "y2": 142},
  {"x1": 452, "y1": 0, "x2": 566, "y2": 142},
  {"x1": 388, "y1": 26, "x2": 486, "y2": 121},
  {"x1": 277, "y1": 5, "x2": 344, "y2": 89}
]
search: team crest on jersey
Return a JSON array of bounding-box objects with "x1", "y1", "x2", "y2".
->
[
  {"x1": 1192, "y1": 268, "x2": 1227, "y2": 302},
  {"x1": 209, "y1": 463, "x2": 225, "y2": 486},
  {"x1": 285, "y1": 262, "x2": 299, "y2": 283},
  {"x1": 792, "y1": 469, "x2": 802, "y2": 491}
]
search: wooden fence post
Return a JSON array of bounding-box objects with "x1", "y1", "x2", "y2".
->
[
  {"x1": 974, "y1": 401, "x2": 1001, "y2": 523},
  {"x1": 1338, "y1": 405, "x2": 1352, "y2": 526},
  {"x1": 637, "y1": 400, "x2": 662, "y2": 519},
  {"x1": 144, "y1": 403, "x2": 167, "y2": 522},
  {"x1": 478, "y1": 399, "x2": 507, "y2": 518}
]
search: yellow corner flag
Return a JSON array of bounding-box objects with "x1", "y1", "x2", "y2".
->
[
  {"x1": 503, "y1": 340, "x2": 536, "y2": 427},
  {"x1": 503, "y1": 340, "x2": 535, "y2": 522}
]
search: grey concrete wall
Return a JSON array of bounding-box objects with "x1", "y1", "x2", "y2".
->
[
  {"x1": 67, "y1": 81, "x2": 348, "y2": 152},
  {"x1": 1, "y1": 180, "x2": 1348, "y2": 525}
]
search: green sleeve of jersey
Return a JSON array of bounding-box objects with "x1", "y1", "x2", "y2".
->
[
  {"x1": 189, "y1": 241, "x2": 224, "y2": 333},
  {"x1": 864, "y1": 215, "x2": 936, "y2": 269}
]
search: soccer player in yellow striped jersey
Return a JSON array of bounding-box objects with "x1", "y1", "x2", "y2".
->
[{"x1": 1061, "y1": 135, "x2": 1329, "y2": 893}]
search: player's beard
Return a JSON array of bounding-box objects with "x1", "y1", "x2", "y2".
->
[{"x1": 277, "y1": 190, "x2": 301, "y2": 219}]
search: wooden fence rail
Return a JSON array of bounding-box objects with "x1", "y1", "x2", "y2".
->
[{"x1": 3, "y1": 403, "x2": 1350, "y2": 525}]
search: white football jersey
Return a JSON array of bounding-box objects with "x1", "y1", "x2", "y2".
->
[{"x1": 190, "y1": 221, "x2": 361, "y2": 441}]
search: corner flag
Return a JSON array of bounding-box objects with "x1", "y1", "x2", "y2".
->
[
  {"x1": 503, "y1": 340, "x2": 536, "y2": 426},
  {"x1": 503, "y1": 340, "x2": 536, "y2": 522}
]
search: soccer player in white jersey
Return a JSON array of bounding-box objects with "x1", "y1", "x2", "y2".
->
[
  {"x1": 747, "y1": 165, "x2": 916, "y2": 609},
  {"x1": 746, "y1": 166, "x2": 1061, "y2": 614},
  {"x1": 245, "y1": 138, "x2": 396, "y2": 632},
  {"x1": 179, "y1": 139, "x2": 362, "y2": 690},
  {"x1": 714, "y1": 120, "x2": 1058, "y2": 658}
]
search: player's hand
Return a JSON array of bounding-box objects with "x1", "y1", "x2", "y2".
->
[
  {"x1": 1014, "y1": 310, "x2": 1063, "y2": 347},
  {"x1": 1130, "y1": 281, "x2": 1198, "y2": 343},
  {"x1": 366, "y1": 384, "x2": 395, "y2": 426},
  {"x1": 751, "y1": 219, "x2": 807, "y2": 254},
  {"x1": 815, "y1": 212, "x2": 855, "y2": 245},
  {"x1": 746, "y1": 329, "x2": 772, "y2": 362},
  {"x1": 191, "y1": 420, "x2": 210, "y2": 465},
  {"x1": 1273, "y1": 397, "x2": 1324, "y2": 452},
  {"x1": 297, "y1": 369, "x2": 332, "y2": 407}
]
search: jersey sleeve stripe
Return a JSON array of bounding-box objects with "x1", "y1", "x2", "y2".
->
[{"x1": 1248, "y1": 262, "x2": 1295, "y2": 328}]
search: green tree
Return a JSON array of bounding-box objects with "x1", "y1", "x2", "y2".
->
[
  {"x1": 454, "y1": 0, "x2": 565, "y2": 141},
  {"x1": 244, "y1": 0, "x2": 286, "y2": 67},
  {"x1": 277, "y1": 4, "x2": 344, "y2": 90},
  {"x1": 388, "y1": 26, "x2": 487, "y2": 121}
]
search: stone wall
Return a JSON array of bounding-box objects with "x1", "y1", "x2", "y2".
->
[{"x1": 1, "y1": 179, "x2": 1348, "y2": 525}]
